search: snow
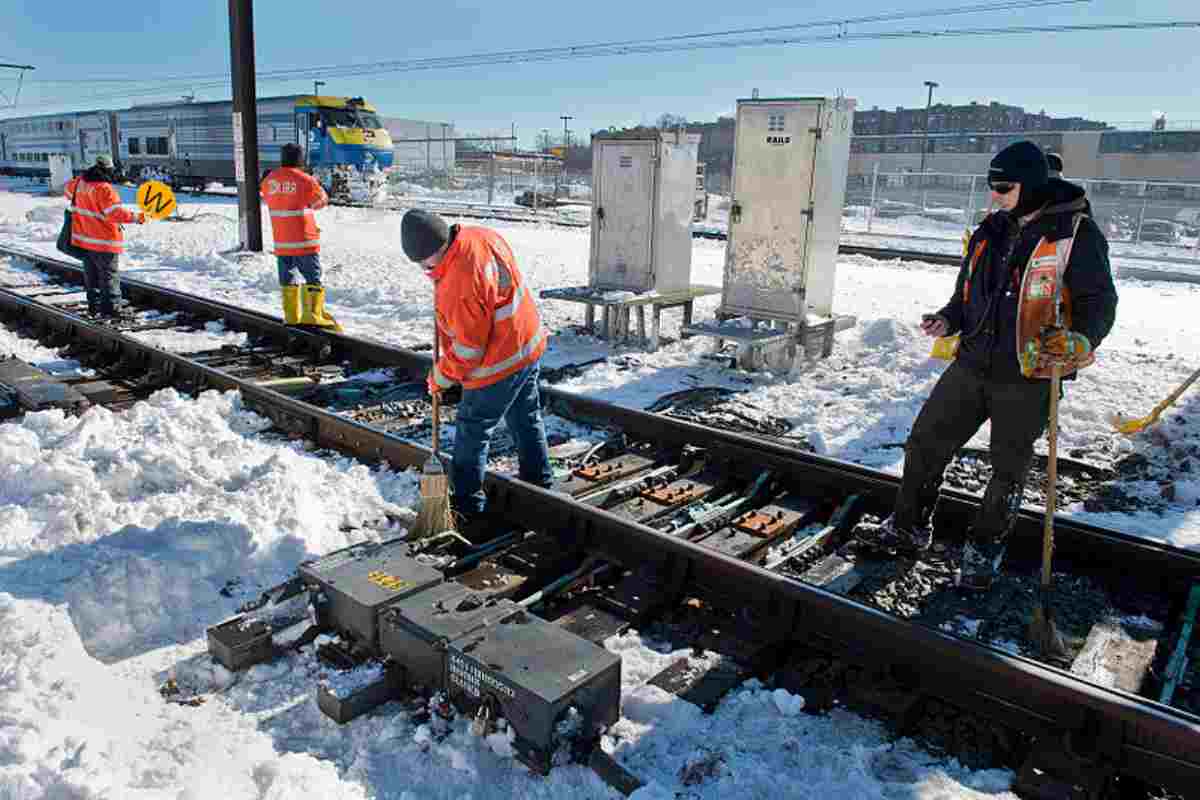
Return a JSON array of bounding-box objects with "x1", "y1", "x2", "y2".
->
[{"x1": 5, "y1": 174, "x2": 1200, "y2": 797}]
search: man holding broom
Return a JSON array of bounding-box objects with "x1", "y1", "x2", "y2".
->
[
  {"x1": 401, "y1": 209, "x2": 554, "y2": 542},
  {"x1": 853, "y1": 140, "x2": 1118, "y2": 591}
]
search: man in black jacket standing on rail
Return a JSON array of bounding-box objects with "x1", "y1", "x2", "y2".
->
[{"x1": 853, "y1": 140, "x2": 1118, "y2": 590}]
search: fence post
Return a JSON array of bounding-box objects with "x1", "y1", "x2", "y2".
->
[
  {"x1": 487, "y1": 153, "x2": 495, "y2": 206},
  {"x1": 867, "y1": 162, "x2": 879, "y2": 234},
  {"x1": 533, "y1": 158, "x2": 539, "y2": 212},
  {"x1": 966, "y1": 174, "x2": 977, "y2": 231},
  {"x1": 1136, "y1": 196, "x2": 1148, "y2": 244}
]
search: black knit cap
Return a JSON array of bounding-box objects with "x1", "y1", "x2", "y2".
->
[
  {"x1": 988, "y1": 140, "x2": 1049, "y2": 190},
  {"x1": 401, "y1": 209, "x2": 450, "y2": 263}
]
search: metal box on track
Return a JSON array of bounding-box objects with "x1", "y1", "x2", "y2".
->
[
  {"x1": 446, "y1": 610, "x2": 621, "y2": 773},
  {"x1": 589, "y1": 130, "x2": 701, "y2": 294},
  {"x1": 298, "y1": 538, "x2": 443, "y2": 648},
  {"x1": 379, "y1": 582, "x2": 518, "y2": 690}
]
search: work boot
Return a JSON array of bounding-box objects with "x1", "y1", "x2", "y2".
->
[
  {"x1": 851, "y1": 512, "x2": 933, "y2": 555},
  {"x1": 281, "y1": 285, "x2": 302, "y2": 325},
  {"x1": 957, "y1": 536, "x2": 1007, "y2": 591},
  {"x1": 957, "y1": 475, "x2": 1025, "y2": 591},
  {"x1": 299, "y1": 284, "x2": 343, "y2": 332}
]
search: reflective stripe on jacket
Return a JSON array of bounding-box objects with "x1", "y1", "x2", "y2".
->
[
  {"x1": 1015, "y1": 214, "x2": 1094, "y2": 378},
  {"x1": 429, "y1": 227, "x2": 546, "y2": 391},
  {"x1": 69, "y1": 178, "x2": 135, "y2": 254},
  {"x1": 260, "y1": 167, "x2": 328, "y2": 256}
]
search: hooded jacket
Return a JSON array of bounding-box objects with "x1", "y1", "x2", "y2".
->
[{"x1": 938, "y1": 179, "x2": 1118, "y2": 382}]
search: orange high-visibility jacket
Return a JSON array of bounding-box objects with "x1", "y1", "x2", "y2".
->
[
  {"x1": 67, "y1": 176, "x2": 137, "y2": 254},
  {"x1": 260, "y1": 167, "x2": 328, "y2": 256},
  {"x1": 429, "y1": 227, "x2": 546, "y2": 391}
]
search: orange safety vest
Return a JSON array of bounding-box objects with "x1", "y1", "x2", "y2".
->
[
  {"x1": 68, "y1": 176, "x2": 136, "y2": 254},
  {"x1": 429, "y1": 227, "x2": 546, "y2": 391},
  {"x1": 1015, "y1": 214, "x2": 1093, "y2": 378},
  {"x1": 260, "y1": 167, "x2": 328, "y2": 256}
]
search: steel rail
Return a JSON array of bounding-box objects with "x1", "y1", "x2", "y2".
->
[
  {"x1": 0, "y1": 268, "x2": 1198, "y2": 792},
  {"x1": 3, "y1": 244, "x2": 1198, "y2": 587}
]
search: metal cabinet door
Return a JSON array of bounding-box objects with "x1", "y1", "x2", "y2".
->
[
  {"x1": 723, "y1": 102, "x2": 822, "y2": 321},
  {"x1": 591, "y1": 140, "x2": 656, "y2": 291}
]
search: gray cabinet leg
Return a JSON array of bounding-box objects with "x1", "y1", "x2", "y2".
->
[
  {"x1": 585, "y1": 303, "x2": 596, "y2": 334},
  {"x1": 650, "y1": 306, "x2": 662, "y2": 352}
]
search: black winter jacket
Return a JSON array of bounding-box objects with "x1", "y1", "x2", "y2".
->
[{"x1": 937, "y1": 179, "x2": 1118, "y2": 382}]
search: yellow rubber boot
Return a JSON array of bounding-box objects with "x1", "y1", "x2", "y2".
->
[
  {"x1": 300, "y1": 284, "x2": 343, "y2": 332},
  {"x1": 281, "y1": 285, "x2": 302, "y2": 325}
]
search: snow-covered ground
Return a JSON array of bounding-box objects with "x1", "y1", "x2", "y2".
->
[{"x1": 3, "y1": 176, "x2": 1199, "y2": 798}]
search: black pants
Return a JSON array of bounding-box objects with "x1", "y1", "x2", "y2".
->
[
  {"x1": 895, "y1": 359, "x2": 1050, "y2": 540},
  {"x1": 81, "y1": 250, "x2": 123, "y2": 316}
]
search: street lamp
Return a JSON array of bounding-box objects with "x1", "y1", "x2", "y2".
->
[
  {"x1": 560, "y1": 115, "x2": 573, "y2": 152},
  {"x1": 919, "y1": 80, "x2": 939, "y2": 176},
  {"x1": 313, "y1": 80, "x2": 325, "y2": 96}
]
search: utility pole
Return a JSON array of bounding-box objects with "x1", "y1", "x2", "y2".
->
[
  {"x1": 0, "y1": 63, "x2": 35, "y2": 107},
  {"x1": 228, "y1": 0, "x2": 262, "y2": 252},
  {"x1": 541, "y1": 129, "x2": 550, "y2": 152},
  {"x1": 313, "y1": 80, "x2": 325, "y2": 96},
  {"x1": 919, "y1": 80, "x2": 939, "y2": 178}
]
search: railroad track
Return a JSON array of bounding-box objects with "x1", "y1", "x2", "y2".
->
[{"x1": 1, "y1": 242, "x2": 1198, "y2": 797}]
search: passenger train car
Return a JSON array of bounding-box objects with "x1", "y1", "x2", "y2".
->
[{"x1": 0, "y1": 95, "x2": 394, "y2": 201}]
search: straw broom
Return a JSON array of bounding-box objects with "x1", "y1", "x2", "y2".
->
[{"x1": 410, "y1": 331, "x2": 455, "y2": 540}]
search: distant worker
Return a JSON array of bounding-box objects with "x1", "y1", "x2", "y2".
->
[
  {"x1": 260, "y1": 143, "x2": 341, "y2": 331},
  {"x1": 65, "y1": 154, "x2": 145, "y2": 319},
  {"x1": 401, "y1": 209, "x2": 553, "y2": 540},
  {"x1": 1046, "y1": 152, "x2": 1064, "y2": 178},
  {"x1": 853, "y1": 140, "x2": 1118, "y2": 590}
]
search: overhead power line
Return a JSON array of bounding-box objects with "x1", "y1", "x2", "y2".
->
[
  {"x1": 9, "y1": 16, "x2": 1199, "y2": 114},
  {"x1": 27, "y1": 0, "x2": 1089, "y2": 86}
]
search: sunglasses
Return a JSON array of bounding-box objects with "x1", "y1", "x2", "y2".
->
[{"x1": 989, "y1": 182, "x2": 1017, "y2": 195}]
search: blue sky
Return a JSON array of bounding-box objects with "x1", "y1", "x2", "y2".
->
[{"x1": 2, "y1": 0, "x2": 1197, "y2": 146}]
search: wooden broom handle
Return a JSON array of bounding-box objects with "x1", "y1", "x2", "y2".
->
[{"x1": 431, "y1": 329, "x2": 440, "y2": 454}]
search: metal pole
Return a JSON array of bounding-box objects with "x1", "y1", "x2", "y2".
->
[
  {"x1": 1136, "y1": 196, "x2": 1148, "y2": 244},
  {"x1": 919, "y1": 80, "x2": 938, "y2": 183},
  {"x1": 313, "y1": 80, "x2": 324, "y2": 96},
  {"x1": 228, "y1": 0, "x2": 262, "y2": 252},
  {"x1": 487, "y1": 153, "x2": 495, "y2": 206},
  {"x1": 867, "y1": 162, "x2": 879, "y2": 233},
  {"x1": 441, "y1": 123, "x2": 448, "y2": 188},
  {"x1": 966, "y1": 174, "x2": 978, "y2": 230},
  {"x1": 426, "y1": 124, "x2": 431, "y2": 177}
]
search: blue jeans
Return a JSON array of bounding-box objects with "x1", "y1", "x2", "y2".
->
[
  {"x1": 276, "y1": 254, "x2": 321, "y2": 286},
  {"x1": 451, "y1": 359, "x2": 553, "y2": 517},
  {"x1": 82, "y1": 250, "x2": 123, "y2": 316}
]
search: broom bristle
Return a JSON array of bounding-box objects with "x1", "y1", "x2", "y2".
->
[{"x1": 410, "y1": 460, "x2": 455, "y2": 540}]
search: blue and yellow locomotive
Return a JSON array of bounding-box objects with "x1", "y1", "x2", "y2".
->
[{"x1": 1, "y1": 94, "x2": 394, "y2": 202}]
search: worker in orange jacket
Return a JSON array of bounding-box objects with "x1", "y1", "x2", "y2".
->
[
  {"x1": 260, "y1": 143, "x2": 341, "y2": 331},
  {"x1": 401, "y1": 209, "x2": 553, "y2": 538},
  {"x1": 65, "y1": 154, "x2": 145, "y2": 318}
]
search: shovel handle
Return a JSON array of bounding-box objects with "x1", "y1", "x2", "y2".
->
[{"x1": 1041, "y1": 364, "x2": 1061, "y2": 589}]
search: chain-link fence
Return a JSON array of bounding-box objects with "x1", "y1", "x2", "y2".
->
[
  {"x1": 843, "y1": 169, "x2": 1200, "y2": 261},
  {"x1": 386, "y1": 153, "x2": 583, "y2": 210}
]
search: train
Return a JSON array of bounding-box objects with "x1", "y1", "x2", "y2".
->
[{"x1": 0, "y1": 94, "x2": 395, "y2": 201}]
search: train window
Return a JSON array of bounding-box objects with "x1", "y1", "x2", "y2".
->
[
  {"x1": 146, "y1": 137, "x2": 168, "y2": 155},
  {"x1": 128, "y1": 137, "x2": 141, "y2": 154},
  {"x1": 358, "y1": 112, "x2": 381, "y2": 129},
  {"x1": 321, "y1": 109, "x2": 359, "y2": 128}
]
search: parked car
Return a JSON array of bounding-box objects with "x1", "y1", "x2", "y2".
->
[{"x1": 1139, "y1": 219, "x2": 1183, "y2": 244}]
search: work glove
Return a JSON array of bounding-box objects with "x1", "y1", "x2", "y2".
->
[
  {"x1": 1036, "y1": 327, "x2": 1092, "y2": 371},
  {"x1": 136, "y1": 212, "x2": 146, "y2": 224}
]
